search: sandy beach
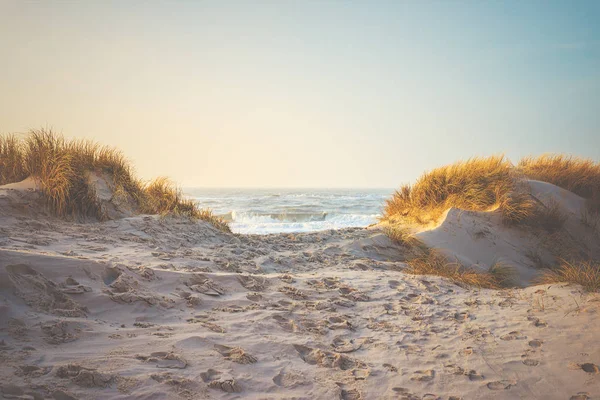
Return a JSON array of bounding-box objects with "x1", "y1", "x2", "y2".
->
[{"x1": 1, "y1": 180, "x2": 599, "y2": 400}]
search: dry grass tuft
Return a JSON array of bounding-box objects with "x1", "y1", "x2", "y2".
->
[
  {"x1": 382, "y1": 156, "x2": 527, "y2": 226},
  {"x1": 142, "y1": 177, "x2": 197, "y2": 217},
  {"x1": 498, "y1": 189, "x2": 538, "y2": 226},
  {"x1": 0, "y1": 129, "x2": 230, "y2": 232},
  {"x1": 404, "y1": 250, "x2": 511, "y2": 289},
  {"x1": 382, "y1": 224, "x2": 425, "y2": 250},
  {"x1": 0, "y1": 134, "x2": 28, "y2": 185},
  {"x1": 538, "y1": 260, "x2": 600, "y2": 292},
  {"x1": 519, "y1": 154, "x2": 600, "y2": 210}
]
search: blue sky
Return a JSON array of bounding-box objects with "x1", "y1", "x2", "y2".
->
[{"x1": 1, "y1": 1, "x2": 599, "y2": 187}]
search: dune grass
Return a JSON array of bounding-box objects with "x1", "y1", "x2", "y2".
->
[
  {"x1": 383, "y1": 154, "x2": 600, "y2": 288},
  {"x1": 518, "y1": 154, "x2": 600, "y2": 205},
  {"x1": 382, "y1": 156, "x2": 534, "y2": 226},
  {"x1": 403, "y1": 250, "x2": 513, "y2": 289},
  {"x1": 384, "y1": 154, "x2": 600, "y2": 228},
  {"x1": 0, "y1": 129, "x2": 230, "y2": 232},
  {"x1": 0, "y1": 134, "x2": 27, "y2": 185},
  {"x1": 381, "y1": 224, "x2": 426, "y2": 251},
  {"x1": 538, "y1": 260, "x2": 600, "y2": 292}
]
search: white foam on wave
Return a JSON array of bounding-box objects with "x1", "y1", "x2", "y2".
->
[
  {"x1": 185, "y1": 188, "x2": 391, "y2": 234},
  {"x1": 230, "y1": 213, "x2": 380, "y2": 235}
]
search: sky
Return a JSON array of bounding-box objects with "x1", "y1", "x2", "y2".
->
[{"x1": 1, "y1": 1, "x2": 599, "y2": 188}]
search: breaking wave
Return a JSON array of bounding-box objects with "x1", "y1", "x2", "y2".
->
[{"x1": 185, "y1": 188, "x2": 391, "y2": 234}]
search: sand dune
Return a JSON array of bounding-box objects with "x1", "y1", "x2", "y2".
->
[
  {"x1": 414, "y1": 180, "x2": 600, "y2": 286},
  {"x1": 1, "y1": 181, "x2": 600, "y2": 400}
]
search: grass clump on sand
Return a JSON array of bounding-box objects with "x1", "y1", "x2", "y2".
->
[
  {"x1": 518, "y1": 154, "x2": 600, "y2": 207},
  {"x1": 0, "y1": 129, "x2": 230, "y2": 232},
  {"x1": 404, "y1": 250, "x2": 514, "y2": 289},
  {"x1": 142, "y1": 177, "x2": 231, "y2": 232},
  {"x1": 0, "y1": 134, "x2": 27, "y2": 185},
  {"x1": 383, "y1": 154, "x2": 600, "y2": 228},
  {"x1": 382, "y1": 156, "x2": 535, "y2": 226},
  {"x1": 539, "y1": 260, "x2": 600, "y2": 292}
]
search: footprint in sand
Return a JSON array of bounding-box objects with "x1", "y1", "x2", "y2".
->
[
  {"x1": 55, "y1": 364, "x2": 115, "y2": 388},
  {"x1": 41, "y1": 320, "x2": 81, "y2": 344},
  {"x1": 468, "y1": 370, "x2": 485, "y2": 381},
  {"x1": 246, "y1": 292, "x2": 263, "y2": 302},
  {"x1": 392, "y1": 387, "x2": 419, "y2": 399},
  {"x1": 498, "y1": 299, "x2": 514, "y2": 308},
  {"x1": 411, "y1": 369, "x2": 435, "y2": 382},
  {"x1": 334, "y1": 298, "x2": 356, "y2": 308},
  {"x1": 459, "y1": 347, "x2": 474, "y2": 356},
  {"x1": 331, "y1": 336, "x2": 363, "y2": 353},
  {"x1": 486, "y1": 380, "x2": 516, "y2": 390},
  {"x1": 570, "y1": 392, "x2": 591, "y2": 400},
  {"x1": 527, "y1": 316, "x2": 548, "y2": 328},
  {"x1": 200, "y1": 368, "x2": 242, "y2": 393},
  {"x1": 60, "y1": 276, "x2": 92, "y2": 294},
  {"x1": 208, "y1": 379, "x2": 242, "y2": 393},
  {"x1": 294, "y1": 344, "x2": 367, "y2": 371},
  {"x1": 340, "y1": 388, "x2": 362, "y2": 400},
  {"x1": 200, "y1": 321, "x2": 226, "y2": 333},
  {"x1": 272, "y1": 369, "x2": 306, "y2": 388},
  {"x1": 15, "y1": 365, "x2": 52, "y2": 378},
  {"x1": 445, "y1": 364, "x2": 484, "y2": 381},
  {"x1": 328, "y1": 315, "x2": 355, "y2": 330},
  {"x1": 187, "y1": 274, "x2": 225, "y2": 296},
  {"x1": 136, "y1": 351, "x2": 187, "y2": 369},
  {"x1": 578, "y1": 363, "x2": 600, "y2": 374},
  {"x1": 454, "y1": 311, "x2": 470, "y2": 322},
  {"x1": 300, "y1": 317, "x2": 330, "y2": 335},
  {"x1": 339, "y1": 286, "x2": 370, "y2": 302},
  {"x1": 306, "y1": 300, "x2": 337, "y2": 312},
  {"x1": 272, "y1": 314, "x2": 300, "y2": 333},
  {"x1": 237, "y1": 275, "x2": 268, "y2": 291},
  {"x1": 214, "y1": 344, "x2": 257, "y2": 364},
  {"x1": 279, "y1": 274, "x2": 295, "y2": 283},
  {"x1": 200, "y1": 369, "x2": 221, "y2": 383},
  {"x1": 279, "y1": 286, "x2": 308, "y2": 300},
  {"x1": 6, "y1": 264, "x2": 87, "y2": 317},
  {"x1": 420, "y1": 279, "x2": 440, "y2": 293},
  {"x1": 522, "y1": 359, "x2": 540, "y2": 367},
  {"x1": 388, "y1": 280, "x2": 400, "y2": 289},
  {"x1": 528, "y1": 339, "x2": 543, "y2": 348},
  {"x1": 500, "y1": 331, "x2": 527, "y2": 341}
]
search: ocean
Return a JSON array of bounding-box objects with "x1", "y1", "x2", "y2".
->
[{"x1": 184, "y1": 188, "x2": 393, "y2": 235}]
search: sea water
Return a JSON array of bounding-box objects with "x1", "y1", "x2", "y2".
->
[{"x1": 185, "y1": 188, "x2": 392, "y2": 235}]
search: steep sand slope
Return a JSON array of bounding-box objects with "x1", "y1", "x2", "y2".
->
[{"x1": 0, "y1": 182, "x2": 599, "y2": 400}]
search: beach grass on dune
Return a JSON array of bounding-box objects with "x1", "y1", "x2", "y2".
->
[
  {"x1": 382, "y1": 155, "x2": 531, "y2": 226},
  {"x1": 0, "y1": 129, "x2": 230, "y2": 232},
  {"x1": 404, "y1": 250, "x2": 512, "y2": 289},
  {"x1": 383, "y1": 154, "x2": 600, "y2": 288},
  {"x1": 518, "y1": 154, "x2": 600, "y2": 208},
  {"x1": 538, "y1": 260, "x2": 600, "y2": 292},
  {"x1": 383, "y1": 154, "x2": 600, "y2": 228},
  {"x1": 0, "y1": 134, "x2": 28, "y2": 185}
]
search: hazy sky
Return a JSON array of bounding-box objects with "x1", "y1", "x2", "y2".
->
[{"x1": 1, "y1": 1, "x2": 599, "y2": 188}]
